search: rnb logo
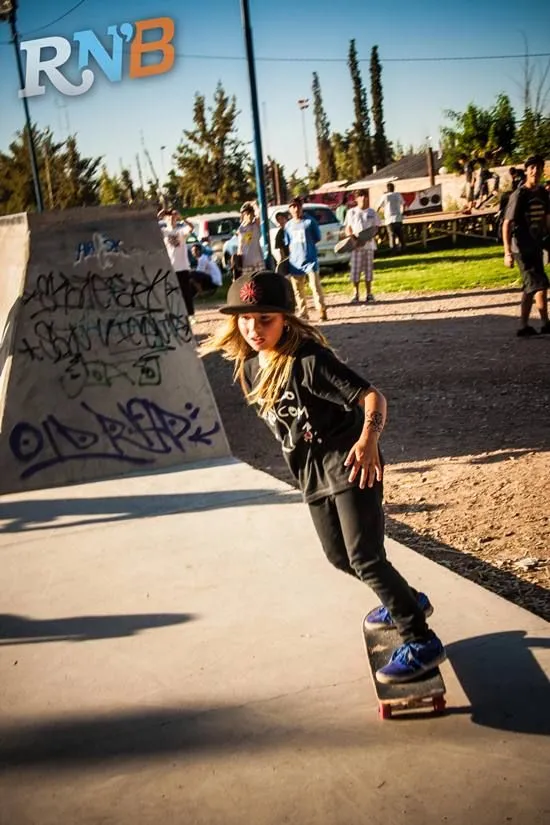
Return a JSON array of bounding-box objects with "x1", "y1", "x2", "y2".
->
[{"x1": 19, "y1": 16, "x2": 175, "y2": 98}]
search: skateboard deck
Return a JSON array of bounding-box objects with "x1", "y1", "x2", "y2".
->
[
  {"x1": 363, "y1": 622, "x2": 446, "y2": 720},
  {"x1": 334, "y1": 225, "x2": 378, "y2": 254}
]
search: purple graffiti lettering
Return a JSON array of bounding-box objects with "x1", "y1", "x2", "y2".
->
[
  {"x1": 9, "y1": 422, "x2": 44, "y2": 462},
  {"x1": 9, "y1": 398, "x2": 221, "y2": 480}
]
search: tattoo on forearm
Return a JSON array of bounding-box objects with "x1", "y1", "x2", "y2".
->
[{"x1": 365, "y1": 411, "x2": 384, "y2": 434}]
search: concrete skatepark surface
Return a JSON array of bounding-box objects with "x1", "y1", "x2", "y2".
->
[
  {"x1": 1, "y1": 458, "x2": 549, "y2": 825},
  {"x1": 0, "y1": 207, "x2": 229, "y2": 496}
]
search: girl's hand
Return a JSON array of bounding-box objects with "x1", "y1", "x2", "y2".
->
[{"x1": 344, "y1": 438, "x2": 383, "y2": 489}]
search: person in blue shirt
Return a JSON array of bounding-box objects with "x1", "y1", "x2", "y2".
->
[{"x1": 284, "y1": 197, "x2": 328, "y2": 322}]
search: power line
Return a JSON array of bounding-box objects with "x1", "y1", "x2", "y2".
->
[
  {"x1": 0, "y1": 0, "x2": 87, "y2": 43},
  {"x1": 176, "y1": 51, "x2": 550, "y2": 64}
]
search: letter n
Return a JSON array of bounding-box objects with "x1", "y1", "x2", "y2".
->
[{"x1": 129, "y1": 17, "x2": 175, "y2": 79}]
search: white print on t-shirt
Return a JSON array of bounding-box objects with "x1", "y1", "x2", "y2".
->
[
  {"x1": 264, "y1": 390, "x2": 320, "y2": 452},
  {"x1": 288, "y1": 224, "x2": 306, "y2": 245}
]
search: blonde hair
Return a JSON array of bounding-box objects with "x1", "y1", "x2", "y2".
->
[{"x1": 200, "y1": 314, "x2": 332, "y2": 414}]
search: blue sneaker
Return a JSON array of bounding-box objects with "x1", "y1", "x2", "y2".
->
[
  {"x1": 364, "y1": 592, "x2": 433, "y2": 630},
  {"x1": 376, "y1": 635, "x2": 446, "y2": 684}
]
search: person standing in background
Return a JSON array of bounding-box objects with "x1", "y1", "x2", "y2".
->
[
  {"x1": 376, "y1": 183, "x2": 406, "y2": 252},
  {"x1": 345, "y1": 190, "x2": 381, "y2": 304},
  {"x1": 159, "y1": 208, "x2": 196, "y2": 319},
  {"x1": 336, "y1": 193, "x2": 349, "y2": 225},
  {"x1": 285, "y1": 197, "x2": 328, "y2": 322},
  {"x1": 237, "y1": 201, "x2": 264, "y2": 278},
  {"x1": 502, "y1": 155, "x2": 550, "y2": 337},
  {"x1": 458, "y1": 154, "x2": 476, "y2": 213}
]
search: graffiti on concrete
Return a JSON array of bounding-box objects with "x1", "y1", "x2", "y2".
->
[
  {"x1": 74, "y1": 232, "x2": 128, "y2": 269},
  {"x1": 9, "y1": 397, "x2": 221, "y2": 480},
  {"x1": 59, "y1": 353, "x2": 162, "y2": 399},
  {"x1": 18, "y1": 266, "x2": 191, "y2": 397}
]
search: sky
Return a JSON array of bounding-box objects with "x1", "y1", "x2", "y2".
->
[{"x1": 1, "y1": 0, "x2": 549, "y2": 188}]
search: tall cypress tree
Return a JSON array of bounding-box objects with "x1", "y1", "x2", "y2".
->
[
  {"x1": 312, "y1": 72, "x2": 337, "y2": 184},
  {"x1": 348, "y1": 39, "x2": 373, "y2": 178},
  {"x1": 370, "y1": 45, "x2": 391, "y2": 168}
]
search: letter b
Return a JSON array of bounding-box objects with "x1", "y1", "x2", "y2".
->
[{"x1": 129, "y1": 17, "x2": 175, "y2": 79}]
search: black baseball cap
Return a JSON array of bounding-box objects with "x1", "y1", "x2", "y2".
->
[
  {"x1": 220, "y1": 270, "x2": 295, "y2": 315},
  {"x1": 524, "y1": 155, "x2": 544, "y2": 169}
]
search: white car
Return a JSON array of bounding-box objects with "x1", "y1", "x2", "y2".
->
[
  {"x1": 268, "y1": 202, "x2": 351, "y2": 269},
  {"x1": 191, "y1": 211, "x2": 241, "y2": 265}
]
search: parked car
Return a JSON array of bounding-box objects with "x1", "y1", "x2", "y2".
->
[
  {"x1": 192, "y1": 211, "x2": 241, "y2": 265},
  {"x1": 221, "y1": 203, "x2": 351, "y2": 271}
]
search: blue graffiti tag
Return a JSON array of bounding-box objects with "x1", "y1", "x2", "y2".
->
[{"x1": 9, "y1": 398, "x2": 221, "y2": 479}]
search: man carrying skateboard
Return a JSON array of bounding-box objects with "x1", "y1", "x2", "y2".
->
[{"x1": 343, "y1": 189, "x2": 381, "y2": 304}]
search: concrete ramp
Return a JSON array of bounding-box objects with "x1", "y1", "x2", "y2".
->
[{"x1": 0, "y1": 207, "x2": 229, "y2": 494}]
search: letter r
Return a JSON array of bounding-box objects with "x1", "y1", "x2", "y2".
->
[
  {"x1": 129, "y1": 17, "x2": 175, "y2": 79},
  {"x1": 19, "y1": 36, "x2": 94, "y2": 97}
]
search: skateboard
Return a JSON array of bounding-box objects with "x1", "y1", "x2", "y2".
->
[
  {"x1": 334, "y1": 225, "x2": 378, "y2": 254},
  {"x1": 363, "y1": 622, "x2": 446, "y2": 720}
]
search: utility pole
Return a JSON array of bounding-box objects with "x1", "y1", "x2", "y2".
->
[
  {"x1": 297, "y1": 98, "x2": 310, "y2": 174},
  {"x1": 240, "y1": 0, "x2": 271, "y2": 264},
  {"x1": 0, "y1": 0, "x2": 44, "y2": 211}
]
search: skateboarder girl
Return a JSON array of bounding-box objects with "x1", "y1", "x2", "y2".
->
[{"x1": 202, "y1": 269, "x2": 446, "y2": 684}]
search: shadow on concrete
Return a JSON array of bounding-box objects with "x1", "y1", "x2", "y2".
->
[
  {"x1": 0, "y1": 705, "x2": 369, "y2": 770},
  {"x1": 0, "y1": 489, "x2": 303, "y2": 533},
  {"x1": 0, "y1": 612, "x2": 195, "y2": 645},
  {"x1": 447, "y1": 631, "x2": 550, "y2": 735},
  {"x1": 386, "y1": 517, "x2": 550, "y2": 624}
]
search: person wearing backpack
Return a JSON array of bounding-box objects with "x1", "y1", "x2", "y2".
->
[{"x1": 502, "y1": 155, "x2": 550, "y2": 337}]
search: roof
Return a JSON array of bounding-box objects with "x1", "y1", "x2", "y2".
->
[
  {"x1": 310, "y1": 180, "x2": 350, "y2": 193},
  {"x1": 350, "y1": 152, "x2": 435, "y2": 186}
]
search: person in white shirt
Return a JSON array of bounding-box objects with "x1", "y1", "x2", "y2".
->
[
  {"x1": 159, "y1": 208, "x2": 196, "y2": 317},
  {"x1": 190, "y1": 243, "x2": 223, "y2": 295},
  {"x1": 376, "y1": 183, "x2": 406, "y2": 252},
  {"x1": 344, "y1": 189, "x2": 381, "y2": 304},
  {"x1": 237, "y1": 201, "x2": 264, "y2": 277}
]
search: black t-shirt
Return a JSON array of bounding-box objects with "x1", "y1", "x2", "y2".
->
[
  {"x1": 504, "y1": 185, "x2": 550, "y2": 255},
  {"x1": 243, "y1": 340, "x2": 371, "y2": 502}
]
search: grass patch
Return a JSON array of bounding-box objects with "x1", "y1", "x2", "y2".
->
[
  {"x1": 196, "y1": 245, "x2": 521, "y2": 307},
  {"x1": 321, "y1": 246, "x2": 520, "y2": 295}
]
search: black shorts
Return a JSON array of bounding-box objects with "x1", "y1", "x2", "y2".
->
[{"x1": 514, "y1": 250, "x2": 550, "y2": 294}]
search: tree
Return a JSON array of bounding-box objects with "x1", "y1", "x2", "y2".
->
[
  {"x1": 173, "y1": 82, "x2": 251, "y2": 207},
  {"x1": 312, "y1": 72, "x2": 337, "y2": 184},
  {"x1": 287, "y1": 170, "x2": 309, "y2": 198},
  {"x1": 516, "y1": 109, "x2": 550, "y2": 159},
  {"x1": 0, "y1": 126, "x2": 101, "y2": 215},
  {"x1": 347, "y1": 40, "x2": 373, "y2": 178},
  {"x1": 98, "y1": 166, "x2": 123, "y2": 205},
  {"x1": 369, "y1": 45, "x2": 391, "y2": 168},
  {"x1": 441, "y1": 95, "x2": 517, "y2": 169},
  {"x1": 331, "y1": 130, "x2": 355, "y2": 180},
  {"x1": 486, "y1": 94, "x2": 516, "y2": 161},
  {"x1": 54, "y1": 135, "x2": 101, "y2": 208}
]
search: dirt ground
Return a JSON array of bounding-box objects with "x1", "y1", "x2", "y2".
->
[{"x1": 197, "y1": 285, "x2": 550, "y2": 622}]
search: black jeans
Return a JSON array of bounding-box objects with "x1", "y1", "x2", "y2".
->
[
  {"x1": 175, "y1": 270, "x2": 196, "y2": 317},
  {"x1": 308, "y1": 482, "x2": 429, "y2": 643},
  {"x1": 388, "y1": 222, "x2": 406, "y2": 250}
]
